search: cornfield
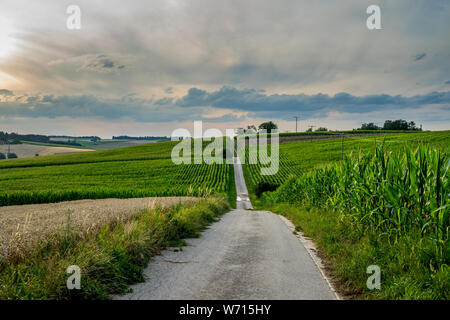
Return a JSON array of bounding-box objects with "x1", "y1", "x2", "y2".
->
[
  {"x1": 244, "y1": 150, "x2": 302, "y2": 187},
  {"x1": 0, "y1": 140, "x2": 234, "y2": 206},
  {"x1": 243, "y1": 131, "x2": 450, "y2": 194},
  {"x1": 265, "y1": 143, "x2": 449, "y2": 262}
]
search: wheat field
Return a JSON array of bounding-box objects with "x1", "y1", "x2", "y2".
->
[{"x1": 0, "y1": 196, "x2": 197, "y2": 262}]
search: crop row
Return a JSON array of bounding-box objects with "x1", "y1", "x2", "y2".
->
[
  {"x1": 264, "y1": 143, "x2": 449, "y2": 263},
  {"x1": 242, "y1": 131, "x2": 450, "y2": 193},
  {"x1": 0, "y1": 156, "x2": 233, "y2": 206}
]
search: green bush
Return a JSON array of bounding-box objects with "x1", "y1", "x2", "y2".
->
[{"x1": 254, "y1": 181, "x2": 279, "y2": 198}]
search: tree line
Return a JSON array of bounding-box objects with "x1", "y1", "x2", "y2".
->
[
  {"x1": 0, "y1": 131, "x2": 49, "y2": 144},
  {"x1": 358, "y1": 120, "x2": 421, "y2": 131}
]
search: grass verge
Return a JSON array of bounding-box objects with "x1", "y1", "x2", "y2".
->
[
  {"x1": 0, "y1": 196, "x2": 230, "y2": 299},
  {"x1": 263, "y1": 204, "x2": 449, "y2": 299}
]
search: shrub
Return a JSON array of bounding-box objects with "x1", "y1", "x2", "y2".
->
[
  {"x1": 7, "y1": 153, "x2": 17, "y2": 159},
  {"x1": 254, "y1": 181, "x2": 279, "y2": 198},
  {"x1": 0, "y1": 153, "x2": 5, "y2": 160}
]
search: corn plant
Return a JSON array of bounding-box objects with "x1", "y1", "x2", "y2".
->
[{"x1": 265, "y1": 142, "x2": 449, "y2": 263}]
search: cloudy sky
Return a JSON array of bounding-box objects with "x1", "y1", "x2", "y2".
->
[{"x1": 0, "y1": 0, "x2": 449, "y2": 137}]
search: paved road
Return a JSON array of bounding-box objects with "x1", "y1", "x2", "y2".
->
[
  {"x1": 233, "y1": 156, "x2": 253, "y2": 210},
  {"x1": 115, "y1": 158, "x2": 337, "y2": 300}
]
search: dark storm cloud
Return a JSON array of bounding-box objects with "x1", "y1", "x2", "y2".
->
[
  {"x1": 165, "y1": 87, "x2": 174, "y2": 94},
  {"x1": 0, "y1": 93, "x2": 236, "y2": 123},
  {"x1": 202, "y1": 113, "x2": 246, "y2": 123},
  {"x1": 1, "y1": 87, "x2": 449, "y2": 123},
  {"x1": 0, "y1": 89, "x2": 14, "y2": 96},
  {"x1": 79, "y1": 55, "x2": 127, "y2": 73},
  {"x1": 177, "y1": 86, "x2": 450, "y2": 118},
  {"x1": 413, "y1": 53, "x2": 427, "y2": 61}
]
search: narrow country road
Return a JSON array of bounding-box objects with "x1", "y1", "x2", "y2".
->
[
  {"x1": 233, "y1": 156, "x2": 253, "y2": 210},
  {"x1": 115, "y1": 158, "x2": 337, "y2": 300}
]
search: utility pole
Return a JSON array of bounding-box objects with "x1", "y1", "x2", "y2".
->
[
  {"x1": 308, "y1": 125, "x2": 315, "y2": 142},
  {"x1": 293, "y1": 116, "x2": 299, "y2": 133}
]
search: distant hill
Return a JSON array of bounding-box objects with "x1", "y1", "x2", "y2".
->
[{"x1": 112, "y1": 135, "x2": 170, "y2": 141}]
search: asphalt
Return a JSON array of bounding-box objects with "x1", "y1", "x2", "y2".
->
[
  {"x1": 115, "y1": 157, "x2": 337, "y2": 300},
  {"x1": 233, "y1": 156, "x2": 253, "y2": 210}
]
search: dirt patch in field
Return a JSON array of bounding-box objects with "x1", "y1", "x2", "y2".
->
[
  {"x1": 0, "y1": 197, "x2": 197, "y2": 260},
  {"x1": 0, "y1": 143, "x2": 92, "y2": 159}
]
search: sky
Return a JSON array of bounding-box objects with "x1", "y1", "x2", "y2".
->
[{"x1": 0, "y1": 0, "x2": 449, "y2": 137}]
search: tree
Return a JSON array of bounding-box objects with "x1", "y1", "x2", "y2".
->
[
  {"x1": 407, "y1": 121, "x2": 421, "y2": 131},
  {"x1": 383, "y1": 119, "x2": 420, "y2": 131},
  {"x1": 7, "y1": 153, "x2": 18, "y2": 159},
  {"x1": 315, "y1": 127, "x2": 328, "y2": 132},
  {"x1": 258, "y1": 121, "x2": 278, "y2": 133},
  {"x1": 245, "y1": 125, "x2": 257, "y2": 134},
  {"x1": 0, "y1": 152, "x2": 5, "y2": 160},
  {"x1": 359, "y1": 123, "x2": 381, "y2": 130}
]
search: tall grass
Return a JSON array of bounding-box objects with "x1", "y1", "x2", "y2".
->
[
  {"x1": 267, "y1": 143, "x2": 448, "y2": 241},
  {"x1": 0, "y1": 197, "x2": 229, "y2": 299}
]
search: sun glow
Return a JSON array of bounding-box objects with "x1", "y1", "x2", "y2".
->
[{"x1": 0, "y1": 20, "x2": 17, "y2": 59}]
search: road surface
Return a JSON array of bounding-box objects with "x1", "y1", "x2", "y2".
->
[
  {"x1": 233, "y1": 156, "x2": 253, "y2": 210},
  {"x1": 115, "y1": 157, "x2": 337, "y2": 300}
]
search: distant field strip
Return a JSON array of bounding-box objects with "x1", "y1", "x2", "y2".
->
[
  {"x1": 0, "y1": 141, "x2": 177, "y2": 169},
  {"x1": 1, "y1": 143, "x2": 92, "y2": 159},
  {"x1": 0, "y1": 141, "x2": 234, "y2": 206}
]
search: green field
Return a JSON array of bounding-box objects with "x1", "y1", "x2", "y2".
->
[
  {"x1": 20, "y1": 140, "x2": 89, "y2": 149},
  {"x1": 3, "y1": 132, "x2": 448, "y2": 208},
  {"x1": 22, "y1": 139, "x2": 164, "y2": 150},
  {"x1": 278, "y1": 129, "x2": 424, "y2": 136},
  {"x1": 0, "y1": 140, "x2": 235, "y2": 206}
]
